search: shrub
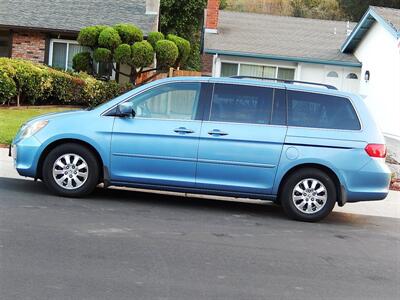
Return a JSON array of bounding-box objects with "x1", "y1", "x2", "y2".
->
[
  {"x1": 98, "y1": 27, "x2": 121, "y2": 49},
  {"x1": 93, "y1": 48, "x2": 112, "y2": 63},
  {"x1": 114, "y1": 44, "x2": 132, "y2": 65},
  {"x1": 72, "y1": 52, "x2": 93, "y2": 73},
  {"x1": 167, "y1": 34, "x2": 191, "y2": 67},
  {"x1": 0, "y1": 58, "x2": 133, "y2": 107},
  {"x1": 147, "y1": 31, "x2": 165, "y2": 48},
  {"x1": 114, "y1": 23, "x2": 143, "y2": 44},
  {"x1": 0, "y1": 71, "x2": 17, "y2": 104},
  {"x1": 155, "y1": 40, "x2": 179, "y2": 69},
  {"x1": 131, "y1": 41, "x2": 154, "y2": 68}
]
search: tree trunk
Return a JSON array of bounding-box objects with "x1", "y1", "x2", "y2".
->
[{"x1": 16, "y1": 93, "x2": 20, "y2": 107}]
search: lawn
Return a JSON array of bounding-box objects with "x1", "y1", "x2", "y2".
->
[{"x1": 0, "y1": 107, "x2": 74, "y2": 145}]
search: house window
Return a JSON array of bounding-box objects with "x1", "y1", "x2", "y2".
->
[
  {"x1": 50, "y1": 39, "x2": 88, "y2": 71},
  {"x1": 221, "y1": 63, "x2": 238, "y2": 77},
  {"x1": 220, "y1": 62, "x2": 295, "y2": 80},
  {"x1": 346, "y1": 73, "x2": 358, "y2": 79},
  {"x1": 0, "y1": 30, "x2": 10, "y2": 57},
  {"x1": 327, "y1": 71, "x2": 339, "y2": 78}
]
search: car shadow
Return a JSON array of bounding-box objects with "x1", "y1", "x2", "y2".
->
[{"x1": 0, "y1": 176, "x2": 388, "y2": 226}]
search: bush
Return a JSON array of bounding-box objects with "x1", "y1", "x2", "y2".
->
[
  {"x1": 114, "y1": 44, "x2": 132, "y2": 65},
  {"x1": 72, "y1": 52, "x2": 93, "y2": 73},
  {"x1": 155, "y1": 40, "x2": 179, "y2": 69},
  {"x1": 114, "y1": 23, "x2": 143, "y2": 44},
  {"x1": 0, "y1": 58, "x2": 133, "y2": 107},
  {"x1": 131, "y1": 41, "x2": 154, "y2": 68},
  {"x1": 98, "y1": 27, "x2": 121, "y2": 49},
  {"x1": 167, "y1": 34, "x2": 190, "y2": 66},
  {"x1": 147, "y1": 31, "x2": 165, "y2": 48}
]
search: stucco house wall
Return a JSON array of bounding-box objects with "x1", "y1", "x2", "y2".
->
[{"x1": 354, "y1": 22, "x2": 400, "y2": 137}]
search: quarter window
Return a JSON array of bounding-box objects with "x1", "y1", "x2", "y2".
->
[
  {"x1": 130, "y1": 83, "x2": 201, "y2": 120},
  {"x1": 287, "y1": 91, "x2": 360, "y2": 130},
  {"x1": 209, "y1": 84, "x2": 273, "y2": 124}
]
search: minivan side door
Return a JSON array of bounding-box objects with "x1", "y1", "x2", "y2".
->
[
  {"x1": 196, "y1": 83, "x2": 287, "y2": 195},
  {"x1": 110, "y1": 82, "x2": 205, "y2": 187}
]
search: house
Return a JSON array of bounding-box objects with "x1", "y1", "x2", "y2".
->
[
  {"x1": 202, "y1": 0, "x2": 400, "y2": 138},
  {"x1": 0, "y1": 0, "x2": 160, "y2": 80}
]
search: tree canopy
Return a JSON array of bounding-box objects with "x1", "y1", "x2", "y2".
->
[{"x1": 73, "y1": 24, "x2": 190, "y2": 84}]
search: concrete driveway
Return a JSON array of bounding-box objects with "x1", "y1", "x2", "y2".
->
[{"x1": 1, "y1": 148, "x2": 399, "y2": 299}]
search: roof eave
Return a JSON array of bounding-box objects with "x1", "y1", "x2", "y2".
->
[
  {"x1": 0, "y1": 24, "x2": 80, "y2": 34},
  {"x1": 341, "y1": 7, "x2": 399, "y2": 53},
  {"x1": 205, "y1": 49, "x2": 362, "y2": 67}
]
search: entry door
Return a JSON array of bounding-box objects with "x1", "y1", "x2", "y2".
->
[
  {"x1": 110, "y1": 82, "x2": 203, "y2": 187},
  {"x1": 196, "y1": 84, "x2": 287, "y2": 194}
]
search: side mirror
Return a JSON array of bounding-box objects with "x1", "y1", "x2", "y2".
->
[{"x1": 116, "y1": 102, "x2": 135, "y2": 118}]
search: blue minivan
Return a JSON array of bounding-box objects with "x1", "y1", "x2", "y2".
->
[{"x1": 10, "y1": 77, "x2": 391, "y2": 221}]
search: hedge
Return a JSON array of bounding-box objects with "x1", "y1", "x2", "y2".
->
[{"x1": 0, "y1": 58, "x2": 133, "y2": 107}]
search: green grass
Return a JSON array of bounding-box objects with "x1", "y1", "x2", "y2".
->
[{"x1": 0, "y1": 107, "x2": 74, "y2": 145}]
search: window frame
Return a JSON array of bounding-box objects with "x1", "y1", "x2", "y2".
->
[
  {"x1": 286, "y1": 89, "x2": 362, "y2": 131},
  {"x1": 219, "y1": 60, "x2": 297, "y2": 80},
  {"x1": 49, "y1": 38, "x2": 115, "y2": 78}
]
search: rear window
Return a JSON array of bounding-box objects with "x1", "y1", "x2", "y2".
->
[{"x1": 287, "y1": 91, "x2": 361, "y2": 130}]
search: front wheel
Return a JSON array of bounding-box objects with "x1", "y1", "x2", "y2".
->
[
  {"x1": 42, "y1": 143, "x2": 100, "y2": 197},
  {"x1": 280, "y1": 168, "x2": 337, "y2": 222}
]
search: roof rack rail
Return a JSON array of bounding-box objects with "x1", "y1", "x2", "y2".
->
[{"x1": 230, "y1": 76, "x2": 338, "y2": 90}]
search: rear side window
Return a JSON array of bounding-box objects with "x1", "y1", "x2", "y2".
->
[
  {"x1": 209, "y1": 84, "x2": 273, "y2": 124},
  {"x1": 287, "y1": 91, "x2": 361, "y2": 130}
]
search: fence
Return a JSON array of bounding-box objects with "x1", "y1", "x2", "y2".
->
[{"x1": 136, "y1": 68, "x2": 202, "y2": 85}]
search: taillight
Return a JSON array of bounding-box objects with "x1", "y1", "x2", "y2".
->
[{"x1": 365, "y1": 144, "x2": 387, "y2": 158}]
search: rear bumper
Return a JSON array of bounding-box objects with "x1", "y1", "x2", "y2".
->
[
  {"x1": 11, "y1": 136, "x2": 42, "y2": 178},
  {"x1": 344, "y1": 158, "x2": 391, "y2": 203}
]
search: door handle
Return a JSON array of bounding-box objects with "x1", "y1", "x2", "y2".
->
[
  {"x1": 208, "y1": 129, "x2": 229, "y2": 136},
  {"x1": 174, "y1": 127, "x2": 195, "y2": 134}
]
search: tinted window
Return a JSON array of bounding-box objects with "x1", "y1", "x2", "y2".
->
[
  {"x1": 287, "y1": 91, "x2": 361, "y2": 130},
  {"x1": 130, "y1": 83, "x2": 201, "y2": 120},
  {"x1": 272, "y1": 89, "x2": 287, "y2": 125},
  {"x1": 209, "y1": 84, "x2": 273, "y2": 124}
]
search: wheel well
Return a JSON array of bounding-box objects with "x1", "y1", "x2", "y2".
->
[
  {"x1": 277, "y1": 163, "x2": 342, "y2": 204},
  {"x1": 36, "y1": 139, "x2": 104, "y2": 181}
]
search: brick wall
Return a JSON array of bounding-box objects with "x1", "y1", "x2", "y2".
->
[
  {"x1": 11, "y1": 31, "x2": 46, "y2": 63},
  {"x1": 201, "y1": 53, "x2": 213, "y2": 75}
]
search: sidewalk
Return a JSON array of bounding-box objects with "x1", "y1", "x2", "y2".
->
[{"x1": 1, "y1": 148, "x2": 399, "y2": 218}]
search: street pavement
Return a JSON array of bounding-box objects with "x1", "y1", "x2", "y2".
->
[{"x1": 0, "y1": 149, "x2": 399, "y2": 299}]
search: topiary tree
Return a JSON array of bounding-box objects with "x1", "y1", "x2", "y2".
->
[
  {"x1": 73, "y1": 24, "x2": 189, "y2": 84},
  {"x1": 155, "y1": 40, "x2": 179, "y2": 70},
  {"x1": 166, "y1": 34, "x2": 190, "y2": 68},
  {"x1": 72, "y1": 52, "x2": 93, "y2": 73}
]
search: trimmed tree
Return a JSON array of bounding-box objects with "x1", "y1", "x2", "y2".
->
[{"x1": 73, "y1": 24, "x2": 190, "y2": 84}]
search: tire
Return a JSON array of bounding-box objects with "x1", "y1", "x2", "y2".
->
[
  {"x1": 42, "y1": 143, "x2": 100, "y2": 197},
  {"x1": 280, "y1": 168, "x2": 337, "y2": 222}
]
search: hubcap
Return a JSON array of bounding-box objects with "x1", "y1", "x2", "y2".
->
[
  {"x1": 52, "y1": 153, "x2": 89, "y2": 190},
  {"x1": 292, "y1": 178, "x2": 327, "y2": 214}
]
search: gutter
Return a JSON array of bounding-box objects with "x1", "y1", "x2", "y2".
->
[{"x1": 204, "y1": 49, "x2": 362, "y2": 67}]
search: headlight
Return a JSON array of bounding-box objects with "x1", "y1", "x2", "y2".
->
[{"x1": 20, "y1": 120, "x2": 49, "y2": 139}]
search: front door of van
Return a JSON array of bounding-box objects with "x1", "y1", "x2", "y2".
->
[
  {"x1": 110, "y1": 82, "x2": 204, "y2": 187},
  {"x1": 196, "y1": 83, "x2": 287, "y2": 195}
]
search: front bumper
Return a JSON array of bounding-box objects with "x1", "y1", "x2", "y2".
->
[{"x1": 11, "y1": 136, "x2": 42, "y2": 178}]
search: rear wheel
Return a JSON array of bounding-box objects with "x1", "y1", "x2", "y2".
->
[
  {"x1": 42, "y1": 143, "x2": 100, "y2": 197},
  {"x1": 280, "y1": 168, "x2": 337, "y2": 222}
]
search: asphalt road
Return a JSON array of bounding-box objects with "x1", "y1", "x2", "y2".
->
[{"x1": 0, "y1": 177, "x2": 399, "y2": 300}]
